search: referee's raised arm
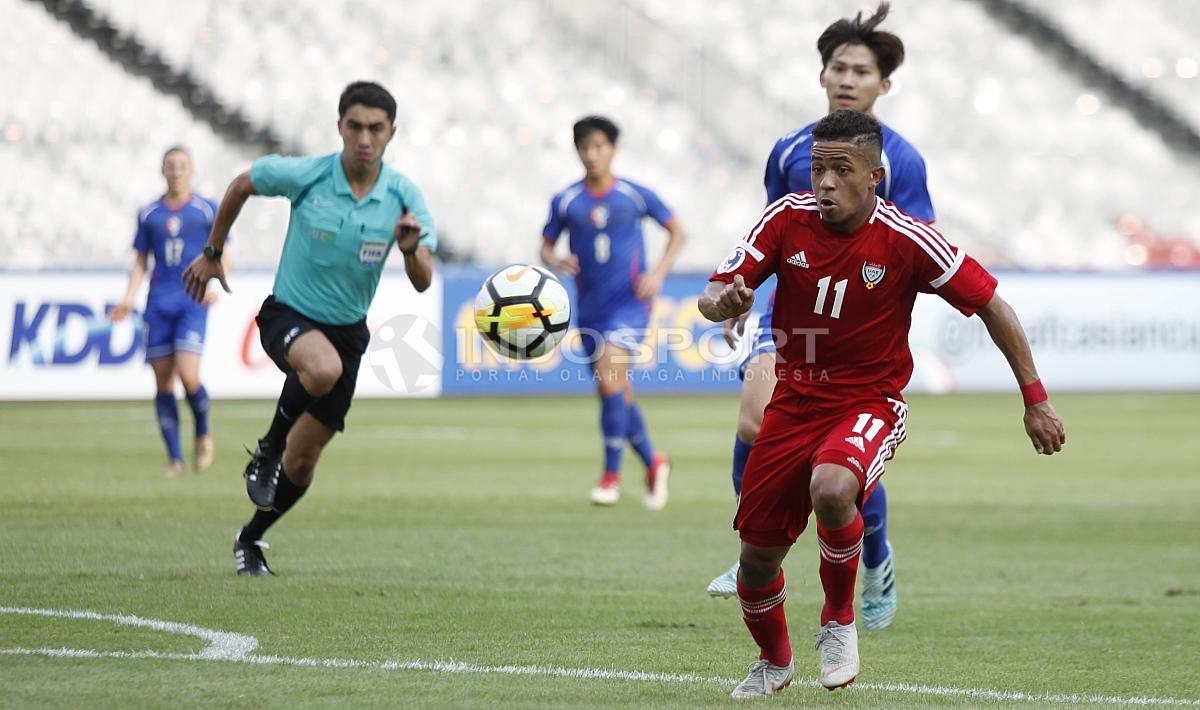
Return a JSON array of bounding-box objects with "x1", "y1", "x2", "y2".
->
[{"x1": 181, "y1": 171, "x2": 254, "y2": 301}]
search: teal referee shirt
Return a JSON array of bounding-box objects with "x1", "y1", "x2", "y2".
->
[{"x1": 250, "y1": 152, "x2": 438, "y2": 325}]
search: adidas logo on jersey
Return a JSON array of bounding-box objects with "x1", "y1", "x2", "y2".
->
[
  {"x1": 844, "y1": 435, "x2": 866, "y2": 453},
  {"x1": 787, "y1": 251, "x2": 810, "y2": 268}
]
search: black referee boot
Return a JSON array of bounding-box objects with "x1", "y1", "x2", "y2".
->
[{"x1": 244, "y1": 439, "x2": 282, "y2": 509}]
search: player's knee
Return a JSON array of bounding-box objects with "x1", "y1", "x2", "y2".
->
[
  {"x1": 596, "y1": 376, "x2": 625, "y2": 398},
  {"x1": 178, "y1": 373, "x2": 201, "y2": 393},
  {"x1": 810, "y1": 465, "x2": 859, "y2": 518},
  {"x1": 301, "y1": 359, "x2": 342, "y2": 396},
  {"x1": 736, "y1": 408, "x2": 762, "y2": 444},
  {"x1": 738, "y1": 548, "x2": 783, "y2": 589}
]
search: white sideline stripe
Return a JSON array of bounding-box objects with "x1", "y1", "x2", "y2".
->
[
  {"x1": 3, "y1": 647, "x2": 1199, "y2": 706},
  {"x1": 0, "y1": 606, "x2": 256, "y2": 660},
  {"x1": 3, "y1": 608, "x2": 1199, "y2": 706}
]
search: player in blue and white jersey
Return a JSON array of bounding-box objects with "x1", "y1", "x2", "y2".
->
[
  {"x1": 110, "y1": 146, "x2": 223, "y2": 478},
  {"x1": 541, "y1": 116, "x2": 687, "y2": 510},
  {"x1": 708, "y1": 4, "x2": 932, "y2": 634}
]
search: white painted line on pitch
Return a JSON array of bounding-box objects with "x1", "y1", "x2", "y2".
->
[
  {"x1": 0, "y1": 606, "x2": 256, "y2": 660},
  {"x1": 3, "y1": 607, "x2": 1198, "y2": 707}
]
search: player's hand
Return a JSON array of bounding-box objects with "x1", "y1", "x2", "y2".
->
[
  {"x1": 394, "y1": 207, "x2": 423, "y2": 255},
  {"x1": 553, "y1": 254, "x2": 580, "y2": 277},
  {"x1": 723, "y1": 311, "x2": 751, "y2": 348},
  {"x1": 1024, "y1": 400, "x2": 1066, "y2": 455},
  {"x1": 182, "y1": 253, "x2": 231, "y2": 303},
  {"x1": 635, "y1": 270, "x2": 665, "y2": 300},
  {"x1": 716, "y1": 275, "x2": 754, "y2": 320},
  {"x1": 108, "y1": 300, "x2": 133, "y2": 323}
]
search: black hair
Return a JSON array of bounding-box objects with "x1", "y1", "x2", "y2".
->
[
  {"x1": 572, "y1": 115, "x2": 619, "y2": 146},
  {"x1": 338, "y1": 81, "x2": 397, "y2": 122},
  {"x1": 811, "y1": 110, "x2": 883, "y2": 164},
  {"x1": 817, "y1": 2, "x2": 905, "y2": 78},
  {"x1": 162, "y1": 145, "x2": 190, "y2": 162}
]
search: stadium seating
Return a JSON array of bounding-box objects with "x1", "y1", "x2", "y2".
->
[
  {"x1": 4, "y1": 0, "x2": 1199, "y2": 270},
  {"x1": 79, "y1": 0, "x2": 762, "y2": 270},
  {"x1": 621, "y1": 0, "x2": 1200, "y2": 267},
  {"x1": 0, "y1": 0, "x2": 289, "y2": 269},
  {"x1": 1028, "y1": 0, "x2": 1200, "y2": 134}
]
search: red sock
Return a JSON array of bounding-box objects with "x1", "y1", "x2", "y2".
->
[
  {"x1": 737, "y1": 569, "x2": 792, "y2": 667},
  {"x1": 818, "y1": 513, "x2": 865, "y2": 626}
]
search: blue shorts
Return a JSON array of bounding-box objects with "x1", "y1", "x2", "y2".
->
[
  {"x1": 575, "y1": 301, "x2": 652, "y2": 362},
  {"x1": 738, "y1": 300, "x2": 777, "y2": 381},
  {"x1": 143, "y1": 295, "x2": 208, "y2": 361}
]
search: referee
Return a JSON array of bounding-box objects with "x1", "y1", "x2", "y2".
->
[{"x1": 182, "y1": 81, "x2": 437, "y2": 576}]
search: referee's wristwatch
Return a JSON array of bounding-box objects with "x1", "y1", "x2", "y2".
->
[{"x1": 203, "y1": 244, "x2": 223, "y2": 261}]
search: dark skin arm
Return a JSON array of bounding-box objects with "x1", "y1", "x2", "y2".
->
[
  {"x1": 976, "y1": 292, "x2": 1067, "y2": 455},
  {"x1": 181, "y1": 171, "x2": 255, "y2": 301}
]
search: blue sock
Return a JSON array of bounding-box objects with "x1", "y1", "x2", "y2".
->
[
  {"x1": 862, "y1": 483, "x2": 890, "y2": 568},
  {"x1": 154, "y1": 393, "x2": 183, "y2": 463},
  {"x1": 186, "y1": 385, "x2": 211, "y2": 437},
  {"x1": 626, "y1": 403, "x2": 655, "y2": 467},
  {"x1": 731, "y1": 436, "x2": 752, "y2": 497},
  {"x1": 600, "y1": 393, "x2": 629, "y2": 473}
]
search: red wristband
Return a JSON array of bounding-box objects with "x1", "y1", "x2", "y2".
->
[{"x1": 1020, "y1": 379, "x2": 1048, "y2": 407}]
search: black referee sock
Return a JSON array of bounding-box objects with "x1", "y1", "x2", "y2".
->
[
  {"x1": 239, "y1": 471, "x2": 309, "y2": 543},
  {"x1": 263, "y1": 373, "x2": 316, "y2": 452}
]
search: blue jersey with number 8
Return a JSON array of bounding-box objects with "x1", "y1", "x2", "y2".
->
[{"x1": 542, "y1": 178, "x2": 674, "y2": 325}]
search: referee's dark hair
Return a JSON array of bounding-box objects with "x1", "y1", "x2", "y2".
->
[
  {"x1": 339, "y1": 81, "x2": 397, "y2": 123},
  {"x1": 573, "y1": 115, "x2": 619, "y2": 147},
  {"x1": 817, "y1": 2, "x2": 905, "y2": 78}
]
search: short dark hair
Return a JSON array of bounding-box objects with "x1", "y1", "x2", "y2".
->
[
  {"x1": 817, "y1": 2, "x2": 905, "y2": 78},
  {"x1": 573, "y1": 115, "x2": 619, "y2": 146},
  {"x1": 338, "y1": 81, "x2": 397, "y2": 122},
  {"x1": 811, "y1": 110, "x2": 883, "y2": 165},
  {"x1": 162, "y1": 145, "x2": 190, "y2": 162}
]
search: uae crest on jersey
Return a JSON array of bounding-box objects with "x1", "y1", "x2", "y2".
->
[
  {"x1": 166, "y1": 215, "x2": 182, "y2": 237},
  {"x1": 861, "y1": 261, "x2": 886, "y2": 290}
]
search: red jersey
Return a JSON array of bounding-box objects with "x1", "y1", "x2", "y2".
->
[{"x1": 711, "y1": 193, "x2": 997, "y2": 402}]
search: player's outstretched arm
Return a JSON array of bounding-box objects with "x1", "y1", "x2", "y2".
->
[
  {"x1": 394, "y1": 208, "x2": 432, "y2": 293},
  {"x1": 976, "y1": 293, "x2": 1066, "y2": 455},
  {"x1": 110, "y1": 250, "x2": 148, "y2": 322},
  {"x1": 698, "y1": 276, "x2": 755, "y2": 323},
  {"x1": 182, "y1": 171, "x2": 256, "y2": 302}
]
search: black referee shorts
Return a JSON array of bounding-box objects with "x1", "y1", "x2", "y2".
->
[{"x1": 256, "y1": 295, "x2": 370, "y2": 432}]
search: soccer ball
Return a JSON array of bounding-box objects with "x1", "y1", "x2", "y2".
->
[{"x1": 474, "y1": 264, "x2": 571, "y2": 359}]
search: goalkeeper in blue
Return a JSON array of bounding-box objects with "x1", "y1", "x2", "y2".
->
[{"x1": 707, "y1": 3, "x2": 933, "y2": 634}]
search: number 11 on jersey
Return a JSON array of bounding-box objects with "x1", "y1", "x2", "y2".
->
[{"x1": 814, "y1": 275, "x2": 847, "y2": 319}]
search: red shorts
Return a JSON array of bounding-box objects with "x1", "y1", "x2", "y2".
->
[{"x1": 735, "y1": 392, "x2": 908, "y2": 547}]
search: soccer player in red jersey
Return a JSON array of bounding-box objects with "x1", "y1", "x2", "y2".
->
[{"x1": 698, "y1": 110, "x2": 1066, "y2": 697}]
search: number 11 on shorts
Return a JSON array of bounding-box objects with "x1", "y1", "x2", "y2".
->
[{"x1": 853, "y1": 412, "x2": 885, "y2": 441}]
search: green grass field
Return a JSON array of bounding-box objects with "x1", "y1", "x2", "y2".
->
[{"x1": 1, "y1": 393, "x2": 1198, "y2": 709}]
